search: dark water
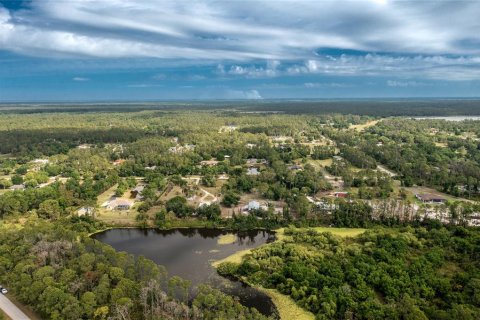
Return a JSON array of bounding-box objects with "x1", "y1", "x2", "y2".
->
[{"x1": 93, "y1": 228, "x2": 277, "y2": 316}]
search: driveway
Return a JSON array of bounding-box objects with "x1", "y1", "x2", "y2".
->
[{"x1": 0, "y1": 294, "x2": 30, "y2": 320}]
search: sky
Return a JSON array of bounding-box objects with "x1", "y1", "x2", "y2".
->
[{"x1": 1, "y1": 0, "x2": 480, "y2": 102}]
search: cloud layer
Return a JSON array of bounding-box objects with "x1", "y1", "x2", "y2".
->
[{"x1": 1, "y1": 0, "x2": 480, "y2": 81}]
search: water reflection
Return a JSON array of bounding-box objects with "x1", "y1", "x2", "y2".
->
[{"x1": 93, "y1": 228, "x2": 276, "y2": 316}]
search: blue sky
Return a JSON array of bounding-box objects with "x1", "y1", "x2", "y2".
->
[{"x1": 1, "y1": 0, "x2": 480, "y2": 101}]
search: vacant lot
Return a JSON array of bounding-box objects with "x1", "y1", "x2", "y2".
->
[{"x1": 349, "y1": 119, "x2": 380, "y2": 131}]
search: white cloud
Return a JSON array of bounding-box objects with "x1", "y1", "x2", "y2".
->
[
  {"x1": 1, "y1": 1, "x2": 480, "y2": 80},
  {"x1": 285, "y1": 54, "x2": 480, "y2": 81},
  {"x1": 2, "y1": 1, "x2": 480, "y2": 59},
  {"x1": 151, "y1": 74, "x2": 167, "y2": 80},
  {"x1": 304, "y1": 82, "x2": 353, "y2": 88},
  {"x1": 127, "y1": 84, "x2": 164, "y2": 88},
  {"x1": 73, "y1": 77, "x2": 89, "y2": 81},
  {"x1": 386, "y1": 80, "x2": 426, "y2": 87},
  {"x1": 220, "y1": 61, "x2": 279, "y2": 78}
]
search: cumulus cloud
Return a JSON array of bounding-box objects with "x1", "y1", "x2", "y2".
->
[
  {"x1": 218, "y1": 60, "x2": 280, "y2": 78},
  {"x1": 386, "y1": 80, "x2": 427, "y2": 87},
  {"x1": 151, "y1": 74, "x2": 167, "y2": 80},
  {"x1": 284, "y1": 54, "x2": 480, "y2": 81},
  {"x1": 304, "y1": 82, "x2": 353, "y2": 88},
  {"x1": 1, "y1": 1, "x2": 480, "y2": 80}
]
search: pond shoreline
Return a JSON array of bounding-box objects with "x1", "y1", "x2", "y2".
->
[{"x1": 92, "y1": 227, "x2": 278, "y2": 317}]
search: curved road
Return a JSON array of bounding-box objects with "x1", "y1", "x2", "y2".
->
[{"x1": 0, "y1": 294, "x2": 30, "y2": 320}]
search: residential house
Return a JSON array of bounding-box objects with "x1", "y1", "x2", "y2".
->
[
  {"x1": 107, "y1": 199, "x2": 133, "y2": 210},
  {"x1": 200, "y1": 160, "x2": 219, "y2": 166},
  {"x1": 288, "y1": 164, "x2": 303, "y2": 171},
  {"x1": 246, "y1": 158, "x2": 267, "y2": 165},
  {"x1": 333, "y1": 191, "x2": 349, "y2": 198},
  {"x1": 415, "y1": 193, "x2": 446, "y2": 204},
  {"x1": 77, "y1": 206, "x2": 95, "y2": 217}
]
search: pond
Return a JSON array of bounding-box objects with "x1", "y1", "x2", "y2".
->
[{"x1": 93, "y1": 228, "x2": 277, "y2": 316}]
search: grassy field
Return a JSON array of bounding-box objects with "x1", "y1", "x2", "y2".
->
[
  {"x1": 212, "y1": 248, "x2": 253, "y2": 267},
  {"x1": 276, "y1": 227, "x2": 366, "y2": 240},
  {"x1": 0, "y1": 309, "x2": 12, "y2": 320},
  {"x1": 95, "y1": 209, "x2": 138, "y2": 225},
  {"x1": 349, "y1": 119, "x2": 380, "y2": 131},
  {"x1": 97, "y1": 184, "x2": 117, "y2": 205},
  {"x1": 307, "y1": 158, "x2": 333, "y2": 169},
  {"x1": 406, "y1": 186, "x2": 471, "y2": 203},
  {"x1": 260, "y1": 288, "x2": 315, "y2": 320}
]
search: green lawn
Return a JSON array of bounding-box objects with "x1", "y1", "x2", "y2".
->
[{"x1": 276, "y1": 227, "x2": 366, "y2": 240}]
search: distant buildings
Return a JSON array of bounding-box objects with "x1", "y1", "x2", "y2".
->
[
  {"x1": 32, "y1": 159, "x2": 49, "y2": 165},
  {"x1": 77, "y1": 206, "x2": 95, "y2": 216},
  {"x1": 245, "y1": 200, "x2": 260, "y2": 211},
  {"x1": 113, "y1": 159, "x2": 126, "y2": 166},
  {"x1": 200, "y1": 160, "x2": 219, "y2": 166},
  {"x1": 288, "y1": 164, "x2": 303, "y2": 171},
  {"x1": 168, "y1": 144, "x2": 196, "y2": 154},
  {"x1": 415, "y1": 193, "x2": 446, "y2": 204},
  {"x1": 246, "y1": 158, "x2": 267, "y2": 165},
  {"x1": 246, "y1": 167, "x2": 260, "y2": 176},
  {"x1": 333, "y1": 192, "x2": 349, "y2": 198}
]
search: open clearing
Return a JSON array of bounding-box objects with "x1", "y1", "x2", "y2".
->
[
  {"x1": 349, "y1": 120, "x2": 380, "y2": 131},
  {"x1": 406, "y1": 186, "x2": 470, "y2": 202},
  {"x1": 212, "y1": 248, "x2": 252, "y2": 267},
  {"x1": 307, "y1": 158, "x2": 333, "y2": 169},
  {"x1": 260, "y1": 288, "x2": 315, "y2": 320},
  {"x1": 276, "y1": 227, "x2": 366, "y2": 240},
  {"x1": 95, "y1": 210, "x2": 138, "y2": 225}
]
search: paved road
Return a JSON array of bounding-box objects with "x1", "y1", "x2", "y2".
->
[{"x1": 0, "y1": 294, "x2": 30, "y2": 320}]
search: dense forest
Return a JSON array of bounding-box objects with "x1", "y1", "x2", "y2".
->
[
  {"x1": 0, "y1": 218, "x2": 269, "y2": 320},
  {"x1": 220, "y1": 226, "x2": 480, "y2": 319}
]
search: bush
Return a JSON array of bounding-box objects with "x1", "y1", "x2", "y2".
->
[{"x1": 221, "y1": 191, "x2": 240, "y2": 207}]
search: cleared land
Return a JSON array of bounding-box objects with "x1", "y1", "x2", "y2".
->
[{"x1": 349, "y1": 120, "x2": 380, "y2": 131}]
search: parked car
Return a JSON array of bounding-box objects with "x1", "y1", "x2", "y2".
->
[{"x1": 0, "y1": 287, "x2": 7, "y2": 294}]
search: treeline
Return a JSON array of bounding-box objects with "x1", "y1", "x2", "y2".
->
[
  {"x1": 2, "y1": 99, "x2": 480, "y2": 116},
  {"x1": 0, "y1": 219, "x2": 270, "y2": 320},
  {"x1": 0, "y1": 128, "x2": 149, "y2": 156},
  {"x1": 220, "y1": 226, "x2": 480, "y2": 319}
]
